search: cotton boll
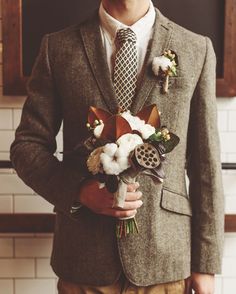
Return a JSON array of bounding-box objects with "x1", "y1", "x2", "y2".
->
[
  {"x1": 120, "y1": 111, "x2": 133, "y2": 126},
  {"x1": 100, "y1": 144, "x2": 127, "y2": 175},
  {"x1": 93, "y1": 123, "x2": 104, "y2": 138},
  {"x1": 152, "y1": 56, "x2": 172, "y2": 74},
  {"x1": 117, "y1": 156, "x2": 130, "y2": 171},
  {"x1": 99, "y1": 136, "x2": 139, "y2": 175},
  {"x1": 115, "y1": 145, "x2": 130, "y2": 158},
  {"x1": 103, "y1": 143, "x2": 118, "y2": 157},
  {"x1": 100, "y1": 153, "x2": 124, "y2": 175},
  {"x1": 121, "y1": 111, "x2": 145, "y2": 131},
  {"x1": 117, "y1": 134, "x2": 143, "y2": 152},
  {"x1": 139, "y1": 124, "x2": 155, "y2": 139}
]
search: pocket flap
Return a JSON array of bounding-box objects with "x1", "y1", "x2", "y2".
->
[{"x1": 161, "y1": 188, "x2": 192, "y2": 216}]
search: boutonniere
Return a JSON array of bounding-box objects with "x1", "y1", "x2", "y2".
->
[{"x1": 152, "y1": 50, "x2": 178, "y2": 94}]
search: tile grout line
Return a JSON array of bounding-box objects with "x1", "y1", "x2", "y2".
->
[{"x1": 13, "y1": 278, "x2": 15, "y2": 294}]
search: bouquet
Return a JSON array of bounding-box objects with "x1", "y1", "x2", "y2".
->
[{"x1": 69, "y1": 104, "x2": 179, "y2": 238}]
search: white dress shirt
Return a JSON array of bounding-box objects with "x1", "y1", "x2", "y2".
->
[{"x1": 99, "y1": 1, "x2": 156, "y2": 76}]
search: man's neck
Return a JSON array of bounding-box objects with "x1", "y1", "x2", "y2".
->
[{"x1": 101, "y1": 0, "x2": 150, "y2": 26}]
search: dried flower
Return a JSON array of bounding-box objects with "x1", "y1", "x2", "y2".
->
[{"x1": 87, "y1": 147, "x2": 103, "y2": 175}]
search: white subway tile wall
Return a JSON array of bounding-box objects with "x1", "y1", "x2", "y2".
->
[
  {"x1": 0, "y1": 9, "x2": 236, "y2": 294},
  {"x1": 36, "y1": 259, "x2": 57, "y2": 278},
  {"x1": 14, "y1": 195, "x2": 54, "y2": 213},
  {"x1": 0, "y1": 195, "x2": 13, "y2": 213},
  {"x1": 15, "y1": 279, "x2": 56, "y2": 294},
  {"x1": 0, "y1": 238, "x2": 13, "y2": 257},
  {"x1": 0, "y1": 110, "x2": 13, "y2": 129},
  {"x1": 15, "y1": 238, "x2": 52, "y2": 258},
  {"x1": 0, "y1": 259, "x2": 35, "y2": 278},
  {"x1": 0, "y1": 280, "x2": 13, "y2": 294}
]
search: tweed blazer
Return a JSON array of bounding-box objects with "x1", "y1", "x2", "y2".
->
[{"x1": 10, "y1": 8, "x2": 224, "y2": 286}]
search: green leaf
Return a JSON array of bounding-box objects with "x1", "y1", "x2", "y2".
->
[
  {"x1": 149, "y1": 131, "x2": 163, "y2": 142},
  {"x1": 170, "y1": 67, "x2": 177, "y2": 76}
]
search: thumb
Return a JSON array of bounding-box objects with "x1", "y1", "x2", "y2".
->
[{"x1": 184, "y1": 277, "x2": 192, "y2": 294}]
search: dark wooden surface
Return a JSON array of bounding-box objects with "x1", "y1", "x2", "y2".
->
[
  {"x1": 0, "y1": 214, "x2": 235, "y2": 233},
  {"x1": 2, "y1": 0, "x2": 236, "y2": 96},
  {"x1": 22, "y1": 0, "x2": 100, "y2": 76},
  {"x1": 2, "y1": 0, "x2": 27, "y2": 95},
  {"x1": 225, "y1": 215, "x2": 236, "y2": 233},
  {"x1": 0, "y1": 214, "x2": 55, "y2": 233},
  {"x1": 216, "y1": 0, "x2": 236, "y2": 97}
]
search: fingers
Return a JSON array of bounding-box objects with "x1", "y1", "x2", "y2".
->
[
  {"x1": 125, "y1": 191, "x2": 143, "y2": 201},
  {"x1": 127, "y1": 182, "x2": 140, "y2": 192},
  {"x1": 122, "y1": 200, "x2": 143, "y2": 210},
  {"x1": 104, "y1": 208, "x2": 137, "y2": 218},
  {"x1": 100, "y1": 198, "x2": 143, "y2": 218},
  {"x1": 83, "y1": 180, "x2": 143, "y2": 218}
]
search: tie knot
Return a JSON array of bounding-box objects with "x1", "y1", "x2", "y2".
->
[{"x1": 116, "y1": 28, "x2": 137, "y2": 45}]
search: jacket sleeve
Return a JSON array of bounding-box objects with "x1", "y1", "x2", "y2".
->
[
  {"x1": 10, "y1": 35, "x2": 86, "y2": 216},
  {"x1": 186, "y1": 37, "x2": 225, "y2": 274}
]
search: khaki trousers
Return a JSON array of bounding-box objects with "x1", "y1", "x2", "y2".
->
[{"x1": 57, "y1": 274, "x2": 186, "y2": 294}]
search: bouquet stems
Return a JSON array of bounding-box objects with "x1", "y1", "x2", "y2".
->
[
  {"x1": 113, "y1": 169, "x2": 140, "y2": 238},
  {"x1": 116, "y1": 217, "x2": 139, "y2": 238}
]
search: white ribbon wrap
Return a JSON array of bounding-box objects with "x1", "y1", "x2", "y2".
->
[{"x1": 113, "y1": 169, "x2": 138, "y2": 220}]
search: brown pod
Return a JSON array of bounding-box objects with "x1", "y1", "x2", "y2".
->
[{"x1": 134, "y1": 143, "x2": 160, "y2": 169}]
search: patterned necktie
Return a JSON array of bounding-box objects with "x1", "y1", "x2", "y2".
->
[{"x1": 113, "y1": 28, "x2": 138, "y2": 111}]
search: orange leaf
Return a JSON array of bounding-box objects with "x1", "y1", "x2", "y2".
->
[
  {"x1": 88, "y1": 106, "x2": 112, "y2": 125},
  {"x1": 101, "y1": 115, "x2": 132, "y2": 141},
  {"x1": 136, "y1": 104, "x2": 161, "y2": 128}
]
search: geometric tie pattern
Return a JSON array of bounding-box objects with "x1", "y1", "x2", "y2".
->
[{"x1": 113, "y1": 28, "x2": 138, "y2": 111}]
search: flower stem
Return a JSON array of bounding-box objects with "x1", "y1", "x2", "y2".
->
[
  {"x1": 163, "y1": 75, "x2": 169, "y2": 93},
  {"x1": 116, "y1": 218, "x2": 139, "y2": 238}
]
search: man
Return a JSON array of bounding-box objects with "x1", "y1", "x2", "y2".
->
[{"x1": 10, "y1": 0, "x2": 224, "y2": 293}]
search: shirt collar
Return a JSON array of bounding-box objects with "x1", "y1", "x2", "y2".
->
[{"x1": 99, "y1": 0, "x2": 156, "y2": 45}]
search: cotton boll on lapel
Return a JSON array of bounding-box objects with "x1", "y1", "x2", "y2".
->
[{"x1": 152, "y1": 56, "x2": 172, "y2": 74}]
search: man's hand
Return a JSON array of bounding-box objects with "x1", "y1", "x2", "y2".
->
[
  {"x1": 185, "y1": 272, "x2": 215, "y2": 294},
  {"x1": 79, "y1": 179, "x2": 143, "y2": 218}
]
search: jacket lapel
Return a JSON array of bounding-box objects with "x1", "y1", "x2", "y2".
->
[
  {"x1": 79, "y1": 12, "x2": 118, "y2": 114},
  {"x1": 79, "y1": 9, "x2": 173, "y2": 115},
  {"x1": 131, "y1": 9, "x2": 173, "y2": 114}
]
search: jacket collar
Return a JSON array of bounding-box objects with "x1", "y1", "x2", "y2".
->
[{"x1": 79, "y1": 8, "x2": 173, "y2": 114}]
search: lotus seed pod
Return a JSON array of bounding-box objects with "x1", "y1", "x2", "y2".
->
[{"x1": 134, "y1": 143, "x2": 160, "y2": 169}]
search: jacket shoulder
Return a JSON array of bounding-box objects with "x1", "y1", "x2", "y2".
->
[
  {"x1": 157, "y1": 11, "x2": 214, "y2": 80},
  {"x1": 168, "y1": 19, "x2": 208, "y2": 51}
]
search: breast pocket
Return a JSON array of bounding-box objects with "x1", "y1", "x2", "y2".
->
[{"x1": 160, "y1": 187, "x2": 192, "y2": 217}]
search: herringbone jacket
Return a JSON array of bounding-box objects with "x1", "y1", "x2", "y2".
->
[{"x1": 10, "y1": 8, "x2": 224, "y2": 286}]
